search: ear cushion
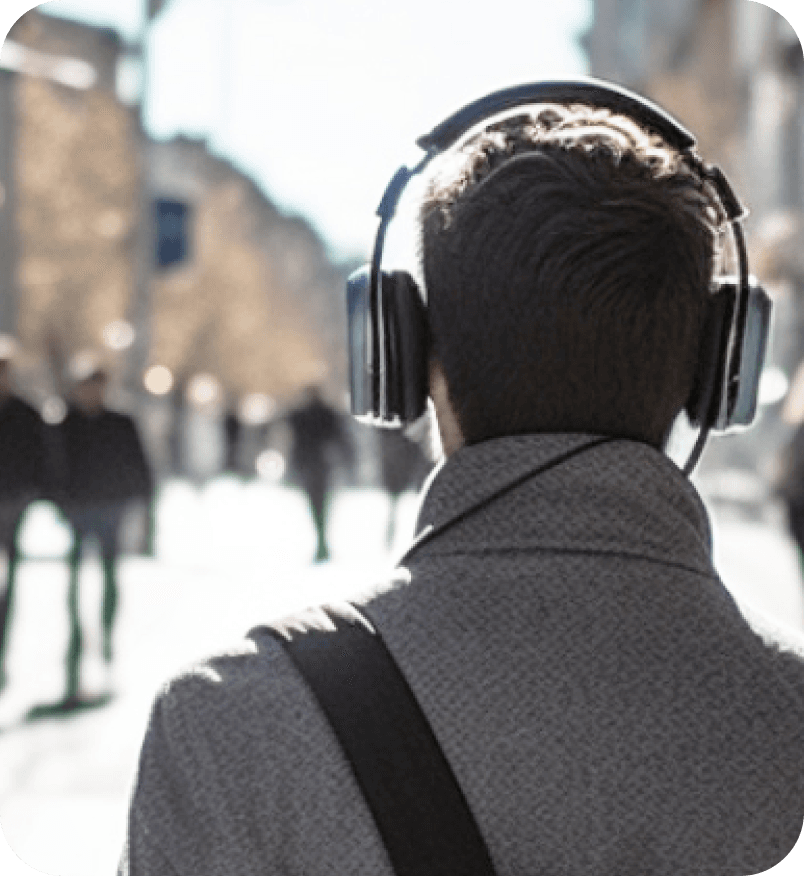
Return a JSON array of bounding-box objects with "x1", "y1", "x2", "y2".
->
[
  {"x1": 381, "y1": 272, "x2": 430, "y2": 423},
  {"x1": 724, "y1": 281, "x2": 772, "y2": 427},
  {"x1": 685, "y1": 285, "x2": 736, "y2": 428},
  {"x1": 346, "y1": 265, "x2": 377, "y2": 418}
]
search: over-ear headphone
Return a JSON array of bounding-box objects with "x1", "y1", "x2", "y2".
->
[{"x1": 346, "y1": 78, "x2": 772, "y2": 472}]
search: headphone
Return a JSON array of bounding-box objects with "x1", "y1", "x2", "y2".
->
[{"x1": 346, "y1": 78, "x2": 772, "y2": 473}]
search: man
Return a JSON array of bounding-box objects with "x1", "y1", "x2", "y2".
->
[
  {"x1": 120, "y1": 88, "x2": 804, "y2": 875},
  {"x1": 285, "y1": 385, "x2": 354, "y2": 562},
  {"x1": 0, "y1": 340, "x2": 48, "y2": 692},
  {"x1": 776, "y1": 421, "x2": 804, "y2": 568},
  {"x1": 375, "y1": 425, "x2": 433, "y2": 550},
  {"x1": 46, "y1": 362, "x2": 153, "y2": 712}
]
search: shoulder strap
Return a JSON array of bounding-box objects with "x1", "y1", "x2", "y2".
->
[{"x1": 272, "y1": 611, "x2": 497, "y2": 876}]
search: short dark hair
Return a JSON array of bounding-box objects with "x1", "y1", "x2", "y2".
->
[{"x1": 419, "y1": 104, "x2": 727, "y2": 447}]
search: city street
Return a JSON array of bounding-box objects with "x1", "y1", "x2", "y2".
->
[
  {"x1": 2, "y1": 3, "x2": 804, "y2": 875},
  {"x1": 0, "y1": 479, "x2": 803, "y2": 876}
]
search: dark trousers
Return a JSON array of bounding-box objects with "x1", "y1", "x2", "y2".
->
[
  {"x1": 0, "y1": 498, "x2": 30, "y2": 687},
  {"x1": 63, "y1": 502, "x2": 126, "y2": 699},
  {"x1": 301, "y1": 477, "x2": 332, "y2": 562},
  {"x1": 788, "y1": 500, "x2": 804, "y2": 557}
]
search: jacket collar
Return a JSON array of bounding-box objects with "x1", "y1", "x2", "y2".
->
[{"x1": 401, "y1": 433, "x2": 714, "y2": 577}]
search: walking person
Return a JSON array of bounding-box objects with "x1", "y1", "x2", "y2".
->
[
  {"x1": 286, "y1": 385, "x2": 354, "y2": 562},
  {"x1": 375, "y1": 427, "x2": 432, "y2": 550},
  {"x1": 41, "y1": 362, "x2": 153, "y2": 713},
  {"x1": 776, "y1": 420, "x2": 804, "y2": 569},
  {"x1": 0, "y1": 340, "x2": 48, "y2": 693}
]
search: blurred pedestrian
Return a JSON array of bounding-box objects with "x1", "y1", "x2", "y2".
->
[
  {"x1": 777, "y1": 422, "x2": 804, "y2": 567},
  {"x1": 0, "y1": 339, "x2": 48, "y2": 692},
  {"x1": 223, "y1": 409, "x2": 242, "y2": 475},
  {"x1": 376, "y1": 427, "x2": 432, "y2": 550},
  {"x1": 45, "y1": 361, "x2": 153, "y2": 712},
  {"x1": 167, "y1": 380, "x2": 187, "y2": 477},
  {"x1": 286, "y1": 385, "x2": 353, "y2": 562}
]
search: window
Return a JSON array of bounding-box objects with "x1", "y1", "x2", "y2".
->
[{"x1": 154, "y1": 198, "x2": 190, "y2": 268}]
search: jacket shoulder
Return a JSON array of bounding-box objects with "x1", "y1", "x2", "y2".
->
[
  {"x1": 128, "y1": 618, "x2": 394, "y2": 874},
  {"x1": 157, "y1": 596, "x2": 397, "y2": 721},
  {"x1": 156, "y1": 629, "x2": 308, "y2": 733},
  {"x1": 735, "y1": 596, "x2": 804, "y2": 693}
]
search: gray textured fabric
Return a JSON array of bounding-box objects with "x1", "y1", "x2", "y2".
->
[{"x1": 119, "y1": 434, "x2": 804, "y2": 876}]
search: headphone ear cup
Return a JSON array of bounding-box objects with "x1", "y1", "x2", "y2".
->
[
  {"x1": 381, "y1": 272, "x2": 430, "y2": 424},
  {"x1": 685, "y1": 285, "x2": 736, "y2": 429},
  {"x1": 346, "y1": 265, "x2": 378, "y2": 418},
  {"x1": 725, "y1": 281, "x2": 772, "y2": 427}
]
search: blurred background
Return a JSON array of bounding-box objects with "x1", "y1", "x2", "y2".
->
[{"x1": 0, "y1": 1, "x2": 802, "y2": 874}]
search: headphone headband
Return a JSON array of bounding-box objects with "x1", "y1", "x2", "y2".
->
[
  {"x1": 416, "y1": 78, "x2": 697, "y2": 153},
  {"x1": 350, "y1": 77, "x2": 770, "y2": 475},
  {"x1": 373, "y1": 77, "x2": 745, "y2": 279},
  {"x1": 375, "y1": 78, "x2": 709, "y2": 233}
]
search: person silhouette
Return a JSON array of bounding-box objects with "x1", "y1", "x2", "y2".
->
[
  {"x1": 0, "y1": 339, "x2": 49, "y2": 693},
  {"x1": 35, "y1": 360, "x2": 153, "y2": 714},
  {"x1": 285, "y1": 386, "x2": 354, "y2": 562},
  {"x1": 375, "y1": 427, "x2": 432, "y2": 550}
]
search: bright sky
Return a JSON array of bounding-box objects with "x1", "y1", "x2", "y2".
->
[{"x1": 1, "y1": 1, "x2": 803, "y2": 261}]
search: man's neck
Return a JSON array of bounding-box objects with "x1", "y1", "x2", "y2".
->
[{"x1": 429, "y1": 364, "x2": 464, "y2": 457}]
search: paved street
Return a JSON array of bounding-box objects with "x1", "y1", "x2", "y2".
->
[{"x1": 1, "y1": 479, "x2": 803, "y2": 876}]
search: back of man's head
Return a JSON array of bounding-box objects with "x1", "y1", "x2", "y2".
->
[{"x1": 419, "y1": 104, "x2": 727, "y2": 448}]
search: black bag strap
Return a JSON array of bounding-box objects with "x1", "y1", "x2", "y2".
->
[{"x1": 271, "y1": 610, "x2": 497, "y2": 876}]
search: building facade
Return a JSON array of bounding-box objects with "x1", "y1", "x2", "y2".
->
[
  {"x1": 1, "y1": 8, "x2": 354, "y2": 476},
  {"x1": 2, "y1": 11, "x2": 141, "y2": 398},
  {"x1": 147, "y1": 135, "x2": 349, "y2": 405}
]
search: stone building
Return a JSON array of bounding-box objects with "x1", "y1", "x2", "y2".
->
[
  {"x1": 2, "y1": 10, "x2": 142, "y2": 399},
  {"x1": 147, "y1": 135, "x2": 348, "y2": 406},
  {"x1": 585, "y1": 0, "x2": 804, "y2": 494},
  {"x1": 144, "y1": 135, "x2": 352, "y2": 476},
  {"x1": 1, "y1": 8, "x2": 354, "y2": 476}
]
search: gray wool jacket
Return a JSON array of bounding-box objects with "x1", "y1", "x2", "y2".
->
[{"x1": 119, "y1": 434, "x2": 804, "y2": 876}]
